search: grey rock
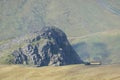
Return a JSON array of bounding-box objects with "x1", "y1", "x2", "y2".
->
[
  {"x1": 12, "y1": 26, "x2": 83, "y2": 67},
  {"x1": 12, "y1": 48, "x2": 27, "y2": 64}
]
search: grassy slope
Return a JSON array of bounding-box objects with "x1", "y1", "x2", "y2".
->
[
  {"x1": 0, "y1": 0, "x2": 120, "y2": 40},
  {"x1": 0, "y1": 64, "x2": 120, "y2": 80},
  {"x1": 70, "y1": 30, "x2": 120, "y2": 64}
]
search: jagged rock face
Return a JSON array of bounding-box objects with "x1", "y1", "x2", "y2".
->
[{"x1": 12, "y1": 27, "x2": 83, "y2": 66}]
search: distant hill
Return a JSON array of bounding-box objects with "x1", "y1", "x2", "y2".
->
[{"x1": 0, "y1": 0, "x2": 120, "y2": 40}]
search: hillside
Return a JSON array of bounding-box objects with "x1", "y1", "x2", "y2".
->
[
  {"x1": 0, "y1": 30, "x2": 120, "y2": 65},
  {"x1": 0, "y1": 0, "x2": 120, "y2": 65},
  {"x1": 0, "y1": 27, "x2": 83, "y2": 66},
  {"x1": 0, "y1": 0, "x2": 120, "y2": 40},
  {"x1": 0, "y1": 0, "x2": 120, "y2": 79},
  {"x1": 70, "y1": 30, "x2": 120, "y2": 64},
  {"x1": 0, "y1": 64, "x2": 120, "y2": 80}
]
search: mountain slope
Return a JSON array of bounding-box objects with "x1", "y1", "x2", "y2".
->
[
  {"x1": 70, "y1": 30, "x2": 120, "y2": 64},
  {"x1": 0, "y1": 64, "x2": 120, "y2": 80},
  {"x1": 0, "y1": 0, "x2": 120, "y2": 40},
  {"x1": 0, "y1": 0, "x2": 120, "y2": 66}
]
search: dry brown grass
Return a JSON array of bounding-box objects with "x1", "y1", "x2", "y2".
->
[{"x1": 0, "y1": 64, "x2": 120, "y2": 80}]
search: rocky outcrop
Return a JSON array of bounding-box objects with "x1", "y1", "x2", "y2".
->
[{"x1": 12, "y1": 26, "x2": 83, "y2": 66}]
